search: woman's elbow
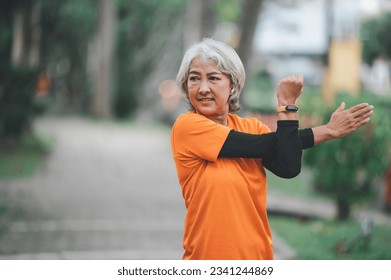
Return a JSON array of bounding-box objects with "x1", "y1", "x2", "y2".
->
[{"x1": 277, "y1": 165, "x2": 301, "y2": 179}]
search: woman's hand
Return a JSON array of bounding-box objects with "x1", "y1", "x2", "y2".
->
[
  {"x1": 312, "y1": 102, "x2": 374, "y2": 145},
  {"x1": 277, "y1": 74, "x2": 304, "y2": 106},
  {"x1": 325, "y1": 102, "x2": 374, "y2": 138}
]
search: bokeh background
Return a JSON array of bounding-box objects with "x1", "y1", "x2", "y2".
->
[{"x1": 0, "y1": 0, "x2": 390, "y2": 260}]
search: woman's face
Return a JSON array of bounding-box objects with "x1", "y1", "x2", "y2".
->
[{"x1": 187, "y1": 57, "x2": 232, "y2": 125}]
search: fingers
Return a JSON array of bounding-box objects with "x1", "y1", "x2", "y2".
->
[
  {"x1": 279, "y1": 74, "x2": 304, "y2": 93},
  {"x1": 288, "y1": 73, "x2": 304, "y2": 81},
  {"x1": 350, "y1": 104, "x2": 374, "y2": 129},
  {"x1": 329, "y1": 102, "x2": 374, "y2": 137},
  {"x1": 348, "y1": 103, "x2": 372, "y2": 113},
  {"x1": 340, "y1": 102, "x2": 374, "y2": 119},
  {"x1": 277, "y1": 74, "x2": 304, "y2": 104},
  {"x1": 351, "y1": 104, "x2": 374, "y2": 120},
  {"x1": 289, "y1": 74, "x2": 304, "y2": 84},
  {"x1": 279, "y1": 74, "x2": 304, "y2": 85},
  {"x1": 335, "y1": 102, "x2": 345, "y2": 112}
]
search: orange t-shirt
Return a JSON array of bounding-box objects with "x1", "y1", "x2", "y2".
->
[{"x1": 171, "y1": 111, "x2": 273, "y2": 260}]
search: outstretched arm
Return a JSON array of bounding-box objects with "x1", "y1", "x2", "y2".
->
[{"x1": 311, "y1": 102, "x2": 374, "y2": 145}]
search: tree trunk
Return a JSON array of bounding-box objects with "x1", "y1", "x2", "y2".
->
[
  {"x1": 236, "y1": 0, "x2": 263, "y2": 107},
  {"x1": 11, "y1": 0, "x2": 41, "y2": 68},
  {"x1": 184, "y1": 0, "x2": 216, "y2": 49},
  {"x1": 11, "y1": 8, "x2": 26, "y2": 66},
  {"x1": 28, "y1": 0, "x2": 41, "y2": 68},
  {"x1": 236, "y1": 0, "x2": 263, "y2": 69},
  {"x1": 336, "y1": 195, "x2": 351, "y2": 221},
  {"x1": 90, "y1": 0, "x2": 116, "y2": 118},
  {"x1": 184, "y1": 0, "x2": 203, "y2": 49},
  {"x1": 200, "y1": 0, "x2": 216, "y2": 39}
]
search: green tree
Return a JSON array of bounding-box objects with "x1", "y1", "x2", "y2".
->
[
  {"x1": 40, "y1": 0, "x2": 97, "y2": 111},
  {"x1": 361, "y1": 11, "x2": 391, "y2": 65},
  {"x1": 116, "y1": 0, "x2": 186, "y2": 119},
  {"x1": 0, "y1": 0, "x2": 40, "y2": 141},
  {"x1": 303, "y1": 93, "x2": 391, "y2": 220}
]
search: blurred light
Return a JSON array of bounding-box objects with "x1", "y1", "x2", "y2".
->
[
  {"x1": 158, "y1": 79, "x2": 180, "y2": 112},
  {"x1": 360, "y1": 0, "x2": 380, "y2": 16},
  {"x1": 158, "y1": 79, "x2": 177, "y2": 98}
]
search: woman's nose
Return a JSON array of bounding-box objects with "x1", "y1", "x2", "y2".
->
[{"x1": 198, "y1": 80, "x2": 210, "y2": 93}]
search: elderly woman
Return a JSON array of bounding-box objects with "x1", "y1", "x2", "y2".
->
[{"x1": 171, "y1": 38, "x2": 373, "y2": 260}]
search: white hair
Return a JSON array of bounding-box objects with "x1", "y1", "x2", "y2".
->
[{"x1": 176, "y1": 38, "x2": 245, "y2": 112}]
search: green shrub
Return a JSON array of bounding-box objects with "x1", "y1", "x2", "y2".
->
[
  {"x1": 303, "y1": 92, "x2": 391, "y2": 220},
  {"x1": 0, "y1": 133, "x2": 51, "y2": 179},
  {"x1": 244, "y1": 69, "x2": 276, "y2": 113}
]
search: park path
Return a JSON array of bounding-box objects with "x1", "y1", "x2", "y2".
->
[{"x1": 0, "y1": 116, "x2": 185, "y2": 259}]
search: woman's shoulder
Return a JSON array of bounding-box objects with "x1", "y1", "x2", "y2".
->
[
  {"x1": 228, "y1": 113, "x2": 259, "y2": 125},
  {"x1": 173, "y1": 111, "x2": 202, "y2": 127},
  {"x1": 172, "y1": 111, "x2": 216, "y2": 133}
]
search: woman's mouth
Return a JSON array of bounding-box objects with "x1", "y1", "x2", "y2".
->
[{"x1": 198, "y1": 98, "x2": 214, "y2": 102}]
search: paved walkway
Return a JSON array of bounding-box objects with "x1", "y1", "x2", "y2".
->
[
  {"x1": 0, "y1": 116, "x2": 389, "y2": 260},
  {"x1": 0, "y1": 116, "x2": 185, "y2": 259}
]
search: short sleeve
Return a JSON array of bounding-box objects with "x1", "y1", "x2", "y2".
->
[{"x1": 171, "y1": 112, "x2": 231, "y2": 162}]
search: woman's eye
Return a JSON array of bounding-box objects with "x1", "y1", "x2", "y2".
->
[
  {"x1": 189, "y1": 76, "x2": 199, "y2": 82},
  {"x1": 209, "y1": 76, "x2": 219, "y2": 81}
]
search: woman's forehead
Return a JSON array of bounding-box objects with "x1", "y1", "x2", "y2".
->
[{"x1": 189, "y1": 57, "x2": 220, "y2": 72}]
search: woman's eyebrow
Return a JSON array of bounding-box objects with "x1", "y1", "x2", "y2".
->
[
  {"x1": 207, "y1": 71, "x2": 222, "y2": 76},
  {"x1": 188, "y1": 70, "x2": 222, "y2": 76},
  {"x1": 188, "y1": 70, "x2": 201, "y2": 75}
]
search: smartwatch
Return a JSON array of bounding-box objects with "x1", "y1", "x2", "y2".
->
[{"x1": 277, "y1": 105, "x2": 299, "y2": 113}]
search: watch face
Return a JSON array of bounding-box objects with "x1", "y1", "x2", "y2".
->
[{"x1": 286, "y1": 105, "x2": 298, "y2": 111}]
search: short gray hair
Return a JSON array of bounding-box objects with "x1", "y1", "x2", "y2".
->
[{"x1": 176, "y1": 38, "x2": 245, "y2": 112}]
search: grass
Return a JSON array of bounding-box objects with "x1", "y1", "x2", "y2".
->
[
  {"x1": 267, "y1": 168, "x2": 315, "y2": 197},
  {"x1": 0, "y1": 133, "x2": 51, "y2": 179},
  {"x1": 267, "y1": 166, "x2": 391, "y2": 260},
  {"x1": 270, "y1": 216, "x2": 391, "y2": 259}
]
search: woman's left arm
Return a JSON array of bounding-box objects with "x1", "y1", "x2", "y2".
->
[
  {"x1": 218, "y1": 121, "x2": 306, "y2": 179},
  {"x1": 264, "y1": 74, "x2": 304, "y2": 178}
]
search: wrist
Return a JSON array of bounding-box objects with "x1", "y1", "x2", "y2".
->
[
  {"x1": 312, "y1": 125, "x2": 335, "y2": 145},
  {"x1": 277, "y1": 105, "x2": 299, "y2": 113},
  {"x1": 277, "y1": 111, "x2": 297, "y2": 120}
]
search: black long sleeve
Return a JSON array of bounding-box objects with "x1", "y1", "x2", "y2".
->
[{"x1": 218, "y1": 121, "x2": 314, "y2": 178}]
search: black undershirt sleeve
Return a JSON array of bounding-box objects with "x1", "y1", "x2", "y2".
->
[{"x1": 218, "y1": 121, "x2": 314, "y2": 178}]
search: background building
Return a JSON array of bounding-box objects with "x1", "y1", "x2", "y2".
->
[{"x1": 253, "y1": 0, "x2": 391, "y2": 102}]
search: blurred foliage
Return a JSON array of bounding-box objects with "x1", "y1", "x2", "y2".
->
[
  {"x1": 0, "y1": 64, "x2": 39, "y2": 140},
  {"x1": 115, "y1": 0, "x2": 186, "y2": 118},
  {"x1": 361, "y1": 11, "x2": 391, "y2": 64},
  {"x1": 0, "y1": 0, "x2": 32, "y2": 57},
  {"x1": 41, "y1": 0, "x2": 97, "y2": 111},
  {"x1": 216, "y1": 0, "x2": 242, "y2": 22},
  {"x1": 0, "y1": 0, "x2": 188, "y2": 135},
  {"x1": 0, "y1": 133, "x2": 51, "y2": 179},
  {"x1": 244, "y1": 69, "x2": 276, "y2": 113},
  {"x1": 303, "y1": 92, "x2": 391, "y2": 220},
  {"x1": 270, "y1": 216, "x2": 391, "y2": 259}
]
